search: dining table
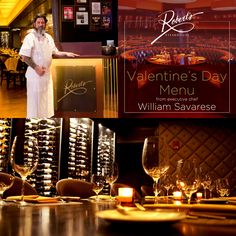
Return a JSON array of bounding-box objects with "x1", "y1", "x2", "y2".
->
[
  {"x1": 0, "y1": 196, "x2": 236, "y2": 236},
  {"x1": 145, "y1": 54, "x2": 206, "y2": 66}
]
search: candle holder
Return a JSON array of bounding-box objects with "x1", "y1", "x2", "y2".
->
[
  {"x1": 173, "y1": 191, "x2": 182, "y2": 200},
  {"x1": 117, "y1": 187, "x2": 134, "y2": 206},
  {"x1": 196, "y1": 192, "x2": 203, "y2": 203}
]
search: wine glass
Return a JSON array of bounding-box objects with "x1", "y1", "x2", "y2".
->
[
  {"x1": 209, "y1": 181, "x2": 216, "y2": 198},
  {"x1": 0, "y1": 157, "x2": 15, "y2": 205},
  {"x1": 106, "y1": 162, "x2": 119, "y2": 200},
  {"x1": 216, "y1": 178, "x2": 230, "y2": 197},
  {"x1": 176, "y1": 159, "x2": 201, "y2": 204},
  {"x1": 91, "y1": 174, "x2": 105, "y2": 201},
  {"x1": 199, "y1": 166, "x2": 214, "y2": 199},
  {"x1": 201, "y1": 173, "x2": 212, "y2": 199},
  {"x1": 177, "y1": 177, "x2": 200, "y2": 204},
  {"x1": 142, "y1": 136, "x2": 169, "y2": 204},
  {"x1": 10, "y1": 135, "x2": 39, "y2": 205},
  {"x1": 161, "y1": 175, "x2": 174, "y2": 196}
]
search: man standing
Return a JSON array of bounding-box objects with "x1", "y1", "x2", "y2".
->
[{"x1": 19, "y1": 14, "x2": 78, "y2": 118}]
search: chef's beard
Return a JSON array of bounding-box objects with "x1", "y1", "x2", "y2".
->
[{"x1": 35, "y1": 26, "x2": 46, "y2": 36}]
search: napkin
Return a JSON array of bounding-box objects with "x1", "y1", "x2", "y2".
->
[
  {"x1": 25, "y1": 196, "x2": 59, "y2": 203},
  {"x1": 6, "y1": 195, "x2": 59, "y2": 203},
  {"x1": 6, "y1": 195, "x2": 38, "y2": 201}
]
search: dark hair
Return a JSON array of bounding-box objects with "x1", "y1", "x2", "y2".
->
[{"x1": 33, "y1": 14, "x2": 48, "y2": 23}]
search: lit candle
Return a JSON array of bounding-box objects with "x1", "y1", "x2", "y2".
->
[
  {"x1": 117, "y1": 188, "x2": 133, "y2": 203},
  {"x1": 196, "y1": 192, "x2": 203, "y2": 200},
  {"x1": 173, "y1": 191, "x2": 182, "y2": 200}
]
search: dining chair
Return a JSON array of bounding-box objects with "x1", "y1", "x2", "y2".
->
[
  {"x1": 0, "y1": 61, "x2": 8, "y2": 86},
  {"x1": 4, "y1": 57, "x2": 26, "y2": 89},
  {"x1": 0, "y1": 172, "x2": 38, "y2": 198},
  {"x1": 140, "y1": 185, "x2": 154, "y2": 197},
  {"x1": 56, "y1": 178, "x2": 95, "y2": 198}
]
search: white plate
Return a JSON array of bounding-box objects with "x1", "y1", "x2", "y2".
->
[
  {"x1": 57, "y1": 196, "x2": 81, "y2": 202},
  {"x1": 96, "y1": 209, "x2": 186, "y2": 223},
  {"x1": 89, "y1": 195, "x2": 115, "y2": 200},
  {"x1": 200, "y1": 198, "x2": 228, "y2": 204}
]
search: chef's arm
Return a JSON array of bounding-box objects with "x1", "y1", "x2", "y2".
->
[
  {"x1": 53, "y1": 51, "x2": 79, "y2": 57},
  {"x1": 21, "y1": 55, "x2": 45, "y2": 76}
]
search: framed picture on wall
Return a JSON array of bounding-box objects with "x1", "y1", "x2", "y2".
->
[
  {"x1": 90, "y1": 16, "x2": 101, "y2": 31},
  {"x1": 91, "y1": 2, "x2": 101, "y2": 15},
  {"x1": 101, "y1": 15, "x2": 111, "y2": 29},
  {"x1": 75, "y1": 0, "x2": 87, "y2": 4},
  {"x1": 76, "y1": 11, "x2": 89, "y2": 25},
  {"x1": 62, "y1": 6, "x2": 74, "y2": 21}
]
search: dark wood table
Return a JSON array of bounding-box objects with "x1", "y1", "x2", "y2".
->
[{"x1": 1, "y1": 200, "x2": 236, "y2": 236}]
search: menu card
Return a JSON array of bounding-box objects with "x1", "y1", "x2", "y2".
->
[{"x1": 118, "y1": 1, "x2": 236, "y2": 118}]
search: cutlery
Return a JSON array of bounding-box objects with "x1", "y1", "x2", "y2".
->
[
  {"x1": 134, "y1": 202, "x2": 146, "y2": 211},
  {"x1": 187, "y1": 212, "x2": 226, "y2": 220},
  {"x1": 116, "y1": 204, "x2": 132, "y2": 215}
]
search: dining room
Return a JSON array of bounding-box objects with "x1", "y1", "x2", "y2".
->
[{"x1": 0, "y1": 51, "x2": 27, "y2": 117}]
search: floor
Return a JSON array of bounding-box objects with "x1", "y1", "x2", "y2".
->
[
  {"x1": 0, "y1": 80, "x2": 27, "y2": 118},
  {"x1": 0, "y1": 80, "x2": 118, "y2": 118}
]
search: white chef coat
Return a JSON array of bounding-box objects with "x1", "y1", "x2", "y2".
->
[{"x1": 19, "y1": 30, "x2": 58, "y2": 118}]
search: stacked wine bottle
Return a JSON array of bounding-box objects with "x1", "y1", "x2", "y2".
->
[
  {"x1": 68, "y1": 118, "x2": 93, "y2": 182},
  {"x1": 0, "y1": 119, "x2": 11, "y2": 172},
  {"x1": 25, "y1": 118, "x2": 61, "y2": 196},
  {"x1": 97, "y1": 125, "x2": 116, "y2": 194}
]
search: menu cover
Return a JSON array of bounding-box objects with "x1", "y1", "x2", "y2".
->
[{"x1": 118, "y1": 0, "x2": 236, "y2": 118}]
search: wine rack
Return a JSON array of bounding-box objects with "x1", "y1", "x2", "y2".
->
[
  {"x1": 96, "y1": 123, "x2": 116, "y2": 194},
  {"x1": 67, "y1": 118, "x2": 94, "y2": 182},
  {"x1": 24, "y1": 118, "x2": 62, "y2": 196},
  {"x1": 0, "y1": 118, "x2": 11, "y2": 172}
]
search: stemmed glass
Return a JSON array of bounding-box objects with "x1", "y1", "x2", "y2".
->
[
  {"x1": 201, "y1": 173, "x2": 212, "y2": 199},
  {"x1": 216, "y1": 178, "x2": 230, "y2": 197},
  {"x1": 91, "y1": 174, "x2": 105, "y2": 201},
  {"x1": 209, "y1": 181, "x2": 216, "y2": 198},
  {"x1": 142, "y1": 136, "x2": 169, "y2": 204},
  {"x1": 177, "y1": 177, "x2": 200, "y2": 204},
  {"x1": 0, "y1": 156, "x2": 15, "y2": 205},
  {"x1": 106, "y1": 162, "x2": 119, "y2": 200},
  {"x1": 199, "y1": 166, "x2": 214, "y2": 199},
  {"x1": 176, "y1": 159, "x2": 201, "y2": 204},
  {"x1": 162, "y1": 175, "x2": 174, "y2": 196},
  {"x1": 10, "y1": 135, "x2": 39, "y2": 205}
]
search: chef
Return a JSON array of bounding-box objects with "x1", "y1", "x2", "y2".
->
[{"x1": 19, "y1": 14, "x2": 78, "y2": 118}]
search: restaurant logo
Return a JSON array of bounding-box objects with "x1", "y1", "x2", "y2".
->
[
  {"x1": 151, "y1": 10, "x2": 204, "y2": 44},
  {"x1": 57, "y1": 79, "x2": 93, "y2": 103}
]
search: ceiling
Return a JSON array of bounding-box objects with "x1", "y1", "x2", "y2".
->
[
  {"x1": 0, "y1": 0, "x2": 32, "y2": 26},
  {"x1": 0, "y1": 0, "x2": 52, "y2": 28},
  {"x1": 1, "y1": 0, "x2": 235, "y2": 28}
]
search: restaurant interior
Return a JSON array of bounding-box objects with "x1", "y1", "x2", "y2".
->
[
  {"x1": 0, "y1": 0, "x2": 236, "y2": 118},
  {"x1": 0, "y1": 1, "x2": 236, "y2": 236},
  {"x1": 0, "y1": 0, "x2": 118, "y2": 118},
  {"x1": 1, "y1": 117, "x2": 236, "y2": 196}
]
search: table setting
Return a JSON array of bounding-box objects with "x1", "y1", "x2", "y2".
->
[
  {"x1": 94, "y1": 135, "x2": 236, "y2": 228},
  {"x1": 1, "y1": 133, "x2": 236, "y2": 235}
]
